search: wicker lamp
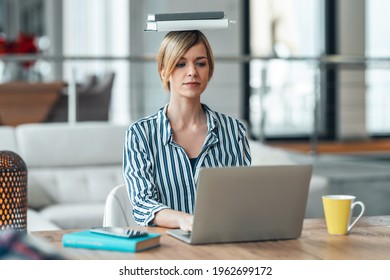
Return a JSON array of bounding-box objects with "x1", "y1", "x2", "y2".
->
[{"x1": 0, "y1": 151, "x2": 28, "y2": 231}]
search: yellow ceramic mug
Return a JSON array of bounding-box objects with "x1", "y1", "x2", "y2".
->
[{"x1": 322, "y1": 195, "x2": 365, "y2": 235}]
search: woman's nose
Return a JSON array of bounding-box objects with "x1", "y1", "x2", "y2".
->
[{"x1": 187, "y1": 64, "x2": 198, "y2": 76}]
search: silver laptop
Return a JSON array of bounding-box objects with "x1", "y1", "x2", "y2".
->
[{"x1": 167, "y1": 165, "x2": 312, "y2": 244}]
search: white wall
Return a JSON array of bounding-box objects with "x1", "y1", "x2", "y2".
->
[{"x1": 129, "y1": 0, "x2": 243, "y2": 121}]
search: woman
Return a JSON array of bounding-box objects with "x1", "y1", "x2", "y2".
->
[{"x1": 123, "y1": 30, "x2": 251, "y2": 232}]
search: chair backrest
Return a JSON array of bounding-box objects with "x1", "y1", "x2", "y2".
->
[{"x1": 103, "y1": 184, "x2": 137, "y2": 227}]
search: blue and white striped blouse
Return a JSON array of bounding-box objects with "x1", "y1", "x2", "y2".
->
[{"x1": 123, "y1": 104, "x2": 251, "y2": 226}]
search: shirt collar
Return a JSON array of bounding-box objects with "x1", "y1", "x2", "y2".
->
[
  {"x1": 158, "y1": 104, "x2": 171, "y2": 146},
  {"x1": 159, "y1": 103, "x2": 219, "y2": 146},
  {"x1": 202, "y1": 103, "x2": 219, "y2": 135}
]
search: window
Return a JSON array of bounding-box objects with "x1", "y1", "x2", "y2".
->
[
  {"x1": 63, "y1": 0, "x2": 130, "y2": 123},
  {"x1": 366, "y1": 0, "x2": 390, "y2": 135},
  {"x1": 249, "y1": 0, "x2": 323, "y2": 139}
]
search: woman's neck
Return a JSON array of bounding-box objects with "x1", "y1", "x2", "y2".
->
[
  {"x1": 167, "y1": 99, "x2": 208, "y2": 158},
  {"x1": 167, "y1": 99, "x2": 205, "y2": 129}
]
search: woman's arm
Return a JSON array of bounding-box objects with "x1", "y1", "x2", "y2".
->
[{"x1": 123, "y1": 126, "x2": 169, "y2": 226}]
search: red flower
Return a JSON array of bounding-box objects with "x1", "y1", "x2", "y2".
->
[{"x1": 0, "y1": 32, "x2": 38, "y2": 68}]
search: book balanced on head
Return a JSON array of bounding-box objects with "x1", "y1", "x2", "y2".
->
[{"x1": 145, "y1": 10, "x2": 235, "y2": 32}]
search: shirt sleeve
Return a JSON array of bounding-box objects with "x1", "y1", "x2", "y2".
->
[
  {"x1": 123, "y1": 126, "x2": 169, "y2": 226},
  {"x1": 237, "y1": 121, "x2": 252, "y2": 166}
]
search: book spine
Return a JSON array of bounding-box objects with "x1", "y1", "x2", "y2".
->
[
  {"x1": 146, "y1": 19, "x2": 230, "y2": 32},
  {"x1": 148, "y1": 11, "x2": 225, "y2": 22}
]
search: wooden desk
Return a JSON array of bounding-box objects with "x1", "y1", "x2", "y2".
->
[
  {"x1": 31, "y1": 216, "x2": 390, "y2": 260},
  {"x1": 0, "y1": 81, "x2": 66, "y2": 126}
]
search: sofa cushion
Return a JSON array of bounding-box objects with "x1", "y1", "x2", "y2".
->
[
  {"x1": 39, "y1": 203, "x2": 105, "y2": 229},
  {"x1": 16, "y1": 122, "x2": 128, "y2": 167},
  {"x1": 27, "y1": 166, "x2": 124, "y2": 209},
  {"x1": 0, "y1": 126, "x2": 17, "y2": 152}
]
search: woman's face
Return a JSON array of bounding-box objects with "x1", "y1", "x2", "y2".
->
[{"x1": 166, "y1": 42, "x2": 210, "y2": 99}]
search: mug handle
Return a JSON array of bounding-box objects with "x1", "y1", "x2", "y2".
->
[{"x1": 348, "y1": 201, "x2": 365, "y2": 233}]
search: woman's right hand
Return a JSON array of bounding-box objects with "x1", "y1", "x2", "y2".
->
[
  {"x1": 153, "y1": 209, "x2": 194, "y2": 231},
  {"x1": 178, "y1": 213, "x2": 194, "y2": 232}
]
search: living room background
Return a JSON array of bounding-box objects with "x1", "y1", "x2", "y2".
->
[{"x1": 1, "y1": 0, "x2": 389, "y2": 139}]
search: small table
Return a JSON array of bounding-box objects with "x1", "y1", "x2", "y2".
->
[
  {"x1": 0, "y1": 81, "x2": 66, "y2": 126},
  {"x1": 31, "y1": 216, "x2": 390, "y2": 260}
]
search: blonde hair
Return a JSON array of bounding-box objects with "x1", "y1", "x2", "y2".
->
[{"x1": 157, "y1": 30, "x2": 215, "y2": 92}]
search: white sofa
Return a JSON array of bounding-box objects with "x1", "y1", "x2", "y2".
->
[
  {"x1": 0, "y1": 122, "x2": 328, "y2": 232},
  {"x1": 0, "y1": 122, "x2": 127, "y2": 231}
]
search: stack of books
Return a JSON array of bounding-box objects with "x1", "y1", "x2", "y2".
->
[{"x1": 145, "y1": 11, "x2": 233, "y2": 32}]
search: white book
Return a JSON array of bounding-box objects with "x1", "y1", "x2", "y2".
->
[{"x1": 145, "y1": 18, "x2": 232, "y2": 32}]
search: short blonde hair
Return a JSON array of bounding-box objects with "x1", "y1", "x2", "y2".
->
[{"x1": 157, "y1": 30, "x2": 215, "y2": 92}]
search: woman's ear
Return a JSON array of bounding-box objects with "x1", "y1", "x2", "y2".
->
[{"x1": 160, "y1": 66, "x2": 165, "y2": 80}]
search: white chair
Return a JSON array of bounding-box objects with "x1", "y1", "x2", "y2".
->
[{"x1": 103, "y1": 184, "x2": 137, "y2": 227}]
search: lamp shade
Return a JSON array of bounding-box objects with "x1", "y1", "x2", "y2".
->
[{"x1": 0, "y1": 151, "x2": 28, "y2": 231}]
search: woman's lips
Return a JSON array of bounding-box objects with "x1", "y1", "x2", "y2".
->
[{"x1": 183, "y1": 82, "x2": 200, "y2": 87}]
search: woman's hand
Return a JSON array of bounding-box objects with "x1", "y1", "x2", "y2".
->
[
  {"x1": 177, "y1": 213, "x2": 194, "y2": 232},
  {"x1": 153, "y1": 209, "x2": 194, "y2": 231}
]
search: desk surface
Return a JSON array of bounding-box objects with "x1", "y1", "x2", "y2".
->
[{"x1": 31, "y1": 216, "x2": 390, "y2": 260}]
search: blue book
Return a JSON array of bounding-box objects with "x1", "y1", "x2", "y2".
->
[{"x1": 62, "y1": 230, "x2": 160, "y2": 252}]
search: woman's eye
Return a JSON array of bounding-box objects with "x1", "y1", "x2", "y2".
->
[
  {"x1": 176, "y1": 63, "x2": 186, "y2": 68},
  {"x1": 196, "y1": 62, "x2": 207, "y2": 67}
]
